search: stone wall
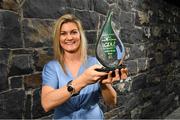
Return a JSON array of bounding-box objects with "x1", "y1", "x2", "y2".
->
[{"x1": 0, "y1": 0, "x2": 179, "y2": 119}]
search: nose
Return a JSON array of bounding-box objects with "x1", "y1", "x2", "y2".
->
[{"x1": 67, "y1": 33, "x2": 73, "y2": 40}]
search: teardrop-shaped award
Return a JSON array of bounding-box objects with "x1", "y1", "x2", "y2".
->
[{"x1": 96, "y1": 11, "x2": 125, "y2": 72}]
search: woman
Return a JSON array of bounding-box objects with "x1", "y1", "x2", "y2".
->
[{"x1": 41, "y1": 14, "x2": 127, "y2": 119}]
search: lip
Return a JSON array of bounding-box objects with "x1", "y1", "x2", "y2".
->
[{"x1": 64, "y1": 41, "x2": 76, "y2": 45}]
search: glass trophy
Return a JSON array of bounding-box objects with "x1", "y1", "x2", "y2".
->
[{"x1": 95, "y1": 11, "x2": 125, "y2": 74}]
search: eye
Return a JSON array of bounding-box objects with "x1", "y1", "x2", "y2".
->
[
  {"x1": 60, "y1": 32, "x2": 67, "y2": 36},
  {"x1": 71, "y1": 30, "x2": 79, "y2": 35}
]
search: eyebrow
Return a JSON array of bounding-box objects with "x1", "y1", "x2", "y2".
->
[{"x1": 60, "y1": 29, "x2": 79, "y2": 32}]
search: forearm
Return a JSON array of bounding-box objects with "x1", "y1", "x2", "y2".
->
[
  {"x1": 41, "y1": 76, "x2": 86, "y2": 112},
  {"x1": 41, "y1": 86, "x2": 71, "y2": 112},
  {"x1": 101, "y1": 83, "x2": 117, "y2": 106}
]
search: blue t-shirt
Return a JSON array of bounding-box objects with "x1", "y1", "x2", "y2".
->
[{"x1": 42, "y1": 56, "x2": 104, "y2": 119}]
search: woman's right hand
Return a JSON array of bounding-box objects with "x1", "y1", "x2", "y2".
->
[{"x1": 80, "y1": 64, "x2": 108, "y2": 85}]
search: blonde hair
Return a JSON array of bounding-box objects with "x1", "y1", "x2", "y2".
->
[{"x1": 53, "y1": 14, "x2": 87, "y2": 73}]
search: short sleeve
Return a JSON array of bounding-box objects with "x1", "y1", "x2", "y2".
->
[{"x1": 42, "y1": 61, "x2": 58, "y2": 89}]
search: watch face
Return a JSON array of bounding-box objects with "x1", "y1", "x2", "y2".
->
[{"x1": 67, "y1": 86, "x2": 74, "y2": 92}]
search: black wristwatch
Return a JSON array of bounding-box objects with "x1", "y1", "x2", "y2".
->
[{"x1": 67, "y1": 80, "x2": 79, "y2": 97}]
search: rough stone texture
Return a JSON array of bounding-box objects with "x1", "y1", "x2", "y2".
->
[
  {"x1": 0, "y1": 11, "x2": 22, "y2": 48},
  {"x1": 125, "y1": 60, "x2": 138, "y2": 75},
  {"x1": 120, "y1": 28, "x2": 145, "y2": 44},
  {"x1": 9, "y1": 55, "x2": 33, "y2": 76},
  {"x1": 118, "y1": 0, "x2": 132, "y2": 11},
  {"x1": 22, "y1": 0, "x2": 72, "y2": 19},
  {"x1": 137, "y1": 58, "x2": 149, "y2": 72},
  {"x1": 85, "y1": 30, "x2": 97, "y2": 44},
  {"x1": 0, "y1": 49, "x2": 10, "y2": 64},
  {"x1": 132, "y1": 74, "x2": 147, "y2": 91},
  {"x1": 0, "y1": 89, "x2": 25, "y2": 119},
  {"x1": 74, "y1": 10, "x2": 99, "y2": 30},
  {"x1": 24, "y1": 94, "x2": 32, "y2": 119},
  {"x1": 166, "y1": 107, "x2": 180, "y2": 119},
  {"x1": 22, "y1": 19, "x2": 54, "y2": 48},
  {"x1": 87, "y1": 44, "x2": 96, "y2": 56},
  {"x1": 33, "y1": 48, "x2": 53, "y2": 71},
  {"x1": 120, "y1": 11, "x2": 134, "y2": 29},
  {"x1": 71, "y1": 0, "x2": 93, "y2": 10},
  {"x1": 0, "y1": 0, "x2": 20, "y2": 12},
  {"x1": 0, "y1": 63, "x2": 9, "y2": 92},
  {"x1": 128, "y1": 44, "x2": 146, "y2": 59},
  {"x1": 10, "y1": 76, "x2": 23, "y2": 89},
  {"x1": 93, "y1": 0, "x2": 109, "y2": 15},
  {"x1": 0, "y1": 0, "x2": 179, "y2": 119},
  {"x1": 24, "y1": 73, "x2": 42, "y2": 90}
]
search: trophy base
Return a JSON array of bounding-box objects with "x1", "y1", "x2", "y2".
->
[{"x1": 95, "y1": 64, "x2": 126, "y2": 77}]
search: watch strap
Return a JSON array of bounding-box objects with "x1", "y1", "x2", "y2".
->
[{"x1": 67, "y1": 80, "x2": 79, "y2": 97}]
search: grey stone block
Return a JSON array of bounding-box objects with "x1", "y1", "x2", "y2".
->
[
  {"x1": 0, "y1": 63, "x2": 9, "y2": 92},
  {"x1": 0, "y1": 11, "x2": 21, "y2": 48},
  {"x1": 0, "y1": 90, "x2": 25, "y2": 119}
]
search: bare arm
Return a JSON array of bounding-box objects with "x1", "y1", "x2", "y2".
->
[
  {"x1": 41, "y1": 85, "x2": 71, "y2": 112},
  {"x1": 41, "y1": 76, "x2": 85, "y2": 112},
  {"x1": 41, "y1": 65, "x2": 108, "y2": 112},
  {"x1": 100, "y1": 68, "x2": 128, "y2": 106},
  {"x1": 100, "y1": 83, "x2": 117, "y2": 106}
]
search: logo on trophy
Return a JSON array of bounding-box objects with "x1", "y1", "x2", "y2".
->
[{"x1": 95, "y1": 11, "x2": 126, "y2": 73}]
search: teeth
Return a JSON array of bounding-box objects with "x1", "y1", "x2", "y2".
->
[
  {"x1": 65, "y1": 41, "x2": 75, "y2": 45},
  {"x1": 66, "y1": 42, "x2": 73, "y2": 45}
]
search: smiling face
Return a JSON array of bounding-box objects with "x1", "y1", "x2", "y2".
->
[{"x1": 59, "y1": 22, "x2": 81, "y2": 53}]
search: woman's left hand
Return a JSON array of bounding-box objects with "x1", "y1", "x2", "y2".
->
[{"x1": 100, "y1": 68, "x2": 128, "y2": 84}]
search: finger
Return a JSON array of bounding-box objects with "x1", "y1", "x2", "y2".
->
[
  {"x1": 101, "y1": 78, "x2": 112, "y2": 84},
  {"x1": 115, "y1": 69, "x2": 120, "y2": 79},
  {"x1": 108, "y1": 71, "x2": 113, "y2": 78},
  {"x1": 112, "y1": 69, "x2": 120, "y2": 82},
  {"x1": 101, "y1": 79, "x2": 110, "y2": 84},
  {"x1": 96, "y1": 71, "x2": 108, "y2": 77},
  {"x1": 121, "y1": 68, "x2": 128, "y2": 75},
  {"x1": 101, "y1": 71, "x2": 113, "y2": 84},
  {"x1": 108, "y1": 71, "x2": 113, "y2": 83},
  {"x1": 121, "y1": 74, "x2": 127, "y2": 80},
  {"x1": 92, "y1": 65, "x2": 108, "y2": 76},
  {"x1": 120, "y1": 68, "x2": 128, "y2": 80}
]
